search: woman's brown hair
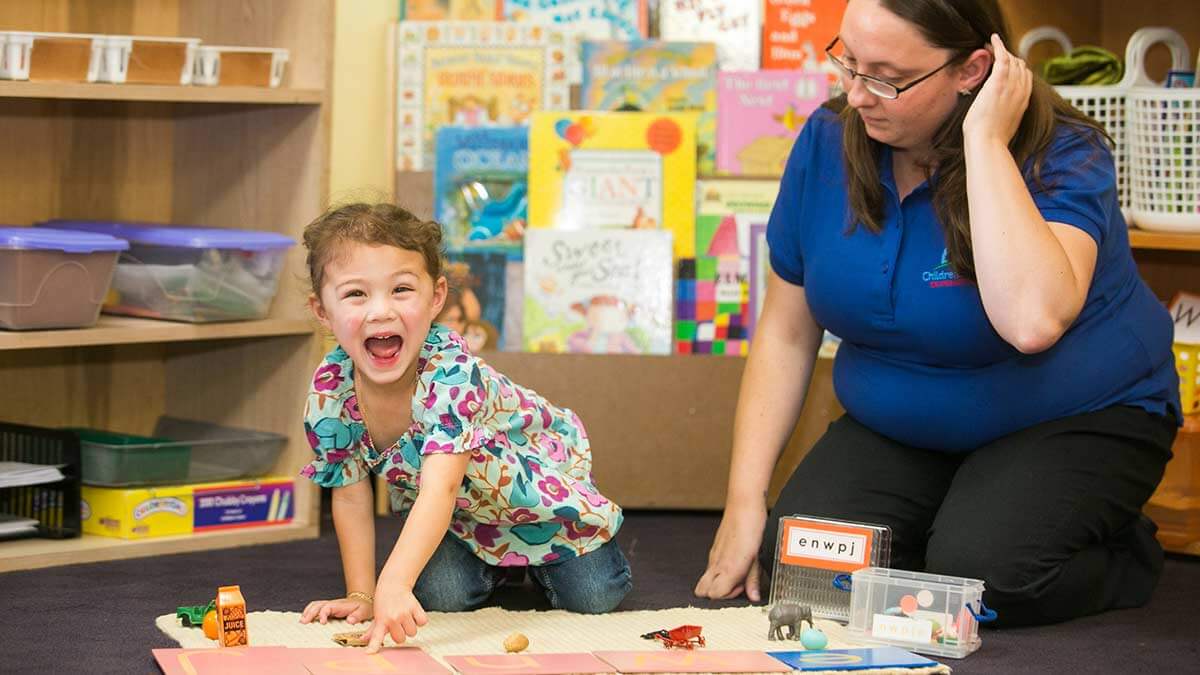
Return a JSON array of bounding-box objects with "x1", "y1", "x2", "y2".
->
[
  {"x1": 838, "y1": 0, "x2": 1109, "y2": 279},
  {"x1": 303, "y1": 202, "x2": 444, "y2": 295}
]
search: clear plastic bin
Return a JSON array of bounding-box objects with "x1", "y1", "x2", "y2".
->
[
  {"x1": 96, "y1": 35, "x2": 201, "y2": 85},
  {"x1": 848, "y1": 567, "x2": 996, "y2": 659},
  {"x1": 73, "y1": 416, "x2": 286, "y2": 487},
  {"x1": 193, "y1": 45, "x2": 289, "y2": 87},
  {"x1": 0, "y1": 31, "x2": 107, "y2": 82},
  {"x1": 0, "y1": 227, "x2": 128, "y2": 330},
  {"x1": 40, "y1": 220, "x2": 295, "y2": 323}
]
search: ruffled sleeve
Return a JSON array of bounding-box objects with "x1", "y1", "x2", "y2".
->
[
  {"x1": 415, "y1": 342, "x2": 496, "y2": 456},
  {"x1": 299, "y1": 354, "x2": 370, "y2": 487}
]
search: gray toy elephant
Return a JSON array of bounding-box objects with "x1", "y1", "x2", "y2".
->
[{"x1": 767, "y1": 602, "x2": 814, "y2": 641}]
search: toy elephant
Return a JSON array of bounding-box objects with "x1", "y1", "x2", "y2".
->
[{"x1": 768, "y1": 602, "x2": 814, "y2": 641}]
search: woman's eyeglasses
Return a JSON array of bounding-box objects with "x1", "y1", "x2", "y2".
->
[{"x1": 825, "y1": 36, "x2": 960, "y2": 100}]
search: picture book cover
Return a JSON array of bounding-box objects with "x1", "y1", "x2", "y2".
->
[
  {"x1": 528, "y1": 110, "x2": 697, "y2": 258},
  {"x1": 400, "y1": 0, "x2": 502, "y2": 20},
  {"x1": 395, "y1": 21, "x2": 569, "y2": 170},
  {"x1": 440, "y1": 247, "x2": 511, "y2": 352},
  {"x1": 762, "y1": 0, "x2": 846, "y2": 72},
  {"x1": 658, "y1": 0, "x2": 763, "y2": 71},
  {"x1": 676, "y1": 256, "x2": 750, "y2": 356},
  {"x1": 716, "y1": 70, "x2": 828, "y2": 176},
  {"x1": 696, "y1": 178, "x2": 779, "y2": 259},
  {"x1": 503, "y1": 0, "x2": 648, "y2": 83},
  {"x1": 434, "y1": 125, "x2": 529, "y2": 251},
  {"x1": 579, "y1": 39, "x2": 717, "y2": 175},
  {"x1": 524, "y1": 228, "x2": 674, "y2": 355}
]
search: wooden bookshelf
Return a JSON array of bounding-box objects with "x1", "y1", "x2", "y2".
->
[
  {"x1": 0, "y1": 81, "x2": 323, "y2": 105},
  {"x1": 0, "y1": 317, "x2": 314, "y2": 351},
  {"x1": 1128, "y1": 230, "x2": 1200, "y2": 253},
  {"x1": 0, "y1": 0, "x2": 333, "y2": 572}
]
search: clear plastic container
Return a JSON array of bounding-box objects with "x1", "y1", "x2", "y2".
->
[
  {"x1": 193, "y1": 45, "x2": 289, "y2": 87},
  {"x1": 848, "y1": 567, "x2": 996, "y2": 659},
  {"x1": 73, "y1": 416, "x2": 286, "y2": 487},
  {"x1": 0, "y1": 227, "x2": 128, "y2": 330},
  {"x1": 40, "y1": 220, "x2": 295, "y2": 323}
]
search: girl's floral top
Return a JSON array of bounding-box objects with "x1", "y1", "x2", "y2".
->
[{"x1": 301, "y1": 324, "x2": 623, "y2": 566}]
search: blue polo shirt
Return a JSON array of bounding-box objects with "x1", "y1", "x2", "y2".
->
[{"x1": 767, "y1": 107, "x2": 1181, "y2": 451}]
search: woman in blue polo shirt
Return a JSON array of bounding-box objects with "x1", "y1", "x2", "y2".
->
[{"x1": 695, "y1": 0, "x2": 1180, "y2": 626}]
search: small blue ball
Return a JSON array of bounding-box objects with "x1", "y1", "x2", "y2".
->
[{"x1": 800, "y1": 627, "x2": 828, "y2": 650}]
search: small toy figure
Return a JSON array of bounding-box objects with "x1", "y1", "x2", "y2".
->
[
  {"x1": 768, "y1": 602, "x2": 814, "y2": 641},
  {"x1": 641, "y1": 625, "x2": 705, "y2": 649},
  {"x1": 175, "y1": 600, "x2": 216, "y2": 628},
  {"x1": 333, "y1": 631, "x2": 369, "y2": 647},
  {"x1": 503, "y1": 632, "x2": 530, "y2": 653}
]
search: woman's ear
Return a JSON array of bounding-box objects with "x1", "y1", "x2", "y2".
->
[
  {"x1": 308, "y1": 293, "x2": 331, "y2": 330},
  {"x1": 957, "y1": 47, "x2": 993, "y2": 93}
]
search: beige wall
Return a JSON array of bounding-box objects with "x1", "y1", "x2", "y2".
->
[{"x1": 330, "y1": 0, "x2": 399, "y2": 203}]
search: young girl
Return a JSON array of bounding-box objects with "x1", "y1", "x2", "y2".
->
[{"x1": 297, "y1": 203, "x2": 630, "y2": 652}]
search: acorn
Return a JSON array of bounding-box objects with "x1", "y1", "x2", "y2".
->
[{"x1": 503, "y1": 632, "x2": 530, "y2": 653}]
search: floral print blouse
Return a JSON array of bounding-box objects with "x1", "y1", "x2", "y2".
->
[{"x1": 301, "y1": 324, "x2": 623, "y2": 567}]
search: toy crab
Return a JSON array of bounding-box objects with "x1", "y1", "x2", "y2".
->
[{"x1": 641, "y1": 625, "x2": 706, "y2": 649}]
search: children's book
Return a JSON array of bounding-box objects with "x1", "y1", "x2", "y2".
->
[
  {"x1": 748, "y1": 222, "x2": 768, "y2": 342},
  {"x1": 528, "y1": 110, "x2": 697, "y2": 258},
  {"x1": 395, "y1": 21, "x2": 568, "y2": 170},
  {"x1": 434, "y1": 125, "x2": 529, "y2": 252},
  {"x1": 716, "y1": 70, "x2": 828, "y2": 176},
  {"x1": 658, "y1": 0, "x2": 763, "y2": 71},
  {"x1": 579, "y1": 40, "x2": 717, "y2": 175},
  {"x1": 696, "y1": 178, "x2": 779, "y2": 259},
  {"x1": 442, "y1": 248, "x2": 511, "y2": 352},
  {"x1": 524, "y1": 229, "x2": 674, "y2": 355},
  {"x1": 400, "y1": 0, "x2": 502, "y2": 20},
  {"x1": 503, "y1": 1, "x2": 648, "y2": 83},
  {"x1": 676, "y1": 256, "x2": 750, "y2": 356},
  {"x1": 762, "y1": 0, "x2": 846, "y2": 73}
]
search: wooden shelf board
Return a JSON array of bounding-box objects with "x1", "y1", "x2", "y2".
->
[
  {"x1": 0, "y1": 81, "x2": 323, "y2": 105},
  {"x1": 0, "y1": 521, "x2": 319, "y2": 573},
  {"x1": 0, "y1": 316, "x2": 314, "y2": 351},
  {"x1": 1129, "y1": 229, "x2": 1200, "y2": 252}
]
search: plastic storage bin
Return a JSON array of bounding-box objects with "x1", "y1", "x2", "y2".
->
[
  {"x1": 0, "y1": 227, "x2": 128, "y2": 330},
  {"x1": 73, "y1": 417, "x2": 286, "y2": 487},
  {"x1": 848, "y1": 567, "x2": 996, "y2": 659},
  {"x1": 0, "y1": 31, "x2": 108, "y2": 82},
  {"x1": 94, "y1": 35, "x2": 201, "y2": 85},
  {"x1": 193, "y1": 46, "x2": 289, "y2": 87},
  {"x1": 0, "y1": 420, "x2": 81, "y2": 540},
  {"x1": 1177, "y1": 343, "x2": 1200, "y2": 415},
  {"x1": 40, "y1": 220, "x2": 295, "y2": 323}
]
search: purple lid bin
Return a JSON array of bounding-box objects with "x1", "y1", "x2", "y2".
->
[
  {"x1": 0, "y1": 226, "x2": 129, "y2": 253},
  {"x1": 39, "y1": 220, "x2": 295, "y2": 251}
]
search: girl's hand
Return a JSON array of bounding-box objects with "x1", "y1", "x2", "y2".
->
[
  {"x1": 299, "y1": 597, "x2": 373, "y2": 625},
  {"x1": 363, "y1": 582, "x2": 428, "y2": 654},
  {"x1": 963, "y1": 33, "x2": 1032, "y2": 146},
  {"x1": 694, "y1": 503, "x2": 768, "y2": 602}
]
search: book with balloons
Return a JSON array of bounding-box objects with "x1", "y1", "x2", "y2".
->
[
  {"x1": 579, "y1": 39, "x2": 717, "y2": 175},
  {"x1": 716, "y1": 70, "x2": 828, "y2": 177},
  {"x1": 527, "y1": 110, "x2": 698, "y2": 259}
]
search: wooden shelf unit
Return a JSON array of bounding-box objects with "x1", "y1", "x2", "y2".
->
[
  {"x1": 0, "y1": 0, "x2": 333, "y2": 572},
  {"x1": 1128, "y1": 230, "x2": 1200, "y2": 253}
]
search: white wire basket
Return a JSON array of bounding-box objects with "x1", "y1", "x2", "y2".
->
[
  {"x1": 1018, "y1": 27, "x2": 1191, "y2": 221},
  {"x1": 1129, "y1": 89, "x2": 1200, "y2": 232}
]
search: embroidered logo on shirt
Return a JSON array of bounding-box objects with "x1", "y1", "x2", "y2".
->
[{"x1": 923, "y1": 249, "x2": 969, "y2": 288}]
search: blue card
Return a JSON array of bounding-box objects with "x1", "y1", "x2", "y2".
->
[{"x1": 769, "y1": 647, "x2": 938, "y2": 671}]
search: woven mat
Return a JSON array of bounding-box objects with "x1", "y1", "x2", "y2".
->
[{"x1": 155, "y1": 605, "x2": 950, "y2": 674}]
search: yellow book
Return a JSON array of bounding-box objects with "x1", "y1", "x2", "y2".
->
[{"x1": 528, "y1": 110, "x2": 698, "y2": 258}]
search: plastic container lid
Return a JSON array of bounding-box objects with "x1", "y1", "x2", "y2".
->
[
  {"x1": 40, "y1": 220, "x2": 295, "y2": 251},
  {"x1": 0, "y1": 226, "x2": 129, "y2": 253}
]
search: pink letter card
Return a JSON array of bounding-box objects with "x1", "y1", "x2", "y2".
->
[
  {"x1": 152, "y1": 647, "x2": 306, "y2": 675},
  {"x1": 296, "y1": 647, "x2": 451, "y2": 674},
  {"x1": 594, "y1": 650, "x2": 793, "y2": 673},
  {"x1": 445, "y1": 652, "x2": 616, "y2": 674}
]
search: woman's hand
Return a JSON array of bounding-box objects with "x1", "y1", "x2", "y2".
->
[
  {"x1": 693, "y1": 503, "x2": 768, "y2": 602},
  {"x1": 363, "y1": 579, "x2": 428, "y2": 654},
  {"x1": 299, "y1": 596, "x2": 373, "y2": 625},
  {"x1": 963, "y1": 33, "x2": 1032, "y2": 145}
]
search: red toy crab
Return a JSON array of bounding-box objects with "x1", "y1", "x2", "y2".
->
[{"x1": 641, "y1": 625, "x2": 706, "y2": 649}]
